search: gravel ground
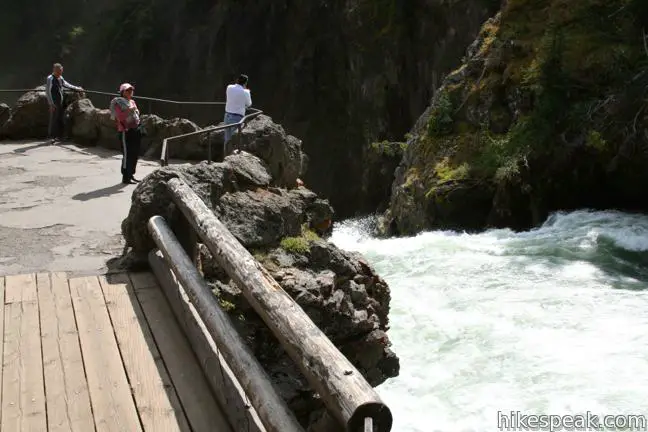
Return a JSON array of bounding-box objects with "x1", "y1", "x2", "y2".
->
[{"x1": 0, "y1": 140, "x2": 158, "y2": 276}]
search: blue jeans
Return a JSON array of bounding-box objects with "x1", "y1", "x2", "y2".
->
[{"x1": 223, "y1": 112, "x2": 243, "y2": 143}]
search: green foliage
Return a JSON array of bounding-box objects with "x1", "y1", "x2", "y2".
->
[
  {"x1": 302, "y1": 227, "x2": 320, "y2": 242},
  {"x1": 474, "y1": 25, "x2": 568, "y2": 180},
  {"x1": 280, "y1": 237, "x2": 310, "y2": 254},
  {"x1": 279, "y1": 225, "x2": 320, "y2": 255},
  {"x1": 585, "y1": 130, "x2": 608, "y2": 151},
  {"x1": 69, "y1": 26, "x2": 85, "y2": 40},
  {"x1": 434, "y1": 157, "x2": 469, "y2": 183},
  {"x1": 370, "y1": 140, "x2": 407, "y2": 157},
  {"x1": 473, "y1": 127, "x2": 522, "y2": 180},
  {"x1": 427, "y1": 92, "x2": 454, "y2": 136},
  {"x1": 409, "y1": 0, "x2": 648, "y2": 214},
  {"x1": 218, "y1": 299, "x2": 236, "y2": 312}
]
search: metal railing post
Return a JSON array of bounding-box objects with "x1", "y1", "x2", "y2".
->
[
  {"x1": 237, "y1": 123, "x2": 243, "y2": 152},
  {"x1": 207, "y1": 131, "x2": 212, "y2": 163}
]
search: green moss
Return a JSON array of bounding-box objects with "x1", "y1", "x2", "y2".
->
[
  {"x1": 424, "y1": 186, "x2": 440, "y2": 200},
  {"x1": 280, "y1": 237, "x2": 310, "y2": 254},
  {"x1": 406, "y1": 0, "x2": 647, "y2": 205},
  {"x1": 585, "y1": 130, "x2": 608, "y2": 151},
  {"x1": 302, "y1": 228, "x2": 320, "y2": 242},
  {"x1": 219, "y1": 299, "x2": 236, "y2": 312},
  {"x1": 427, "y1": 92, "x2": 454, "y2": 136},
  {"x1": 403, "y1": 167, "x2": 420, "y2": 188},
  {"x1": 369, "y1": 140, "x2": 407, "y2": 157},
  {"x1": 279, "y1": 225, "x2": 320, "y2": 255},
  {"x1": 434, "y1": 157, "x2": 470, "y2": 183}
]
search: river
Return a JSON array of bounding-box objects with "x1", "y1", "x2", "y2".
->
[{"x1": 330, "y1": 210, "x2": 648, "y2": 432}]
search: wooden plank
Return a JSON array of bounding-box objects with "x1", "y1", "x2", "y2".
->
[
  {"x1": 99, "y1": 272, "x2": 191, "y2": 432},
  {"x1": 0, "y1": 276, "x2": 4, "y2": 427},
  {"x1": 37, "y1": 272, "x2": 94, "y2": 432},
  {"x1": 5, "y1": 272, "x2": 37, "y2": 303},
  {"x1": 166, "y1": 177, "x2": 393, "y2": 431},
  {"x1": 69, "y1": 275, "x2": 143, "y2": 432},
  {"x1": 133, "y1": 282, "x2": 232, "y2": 432},
  {"x1": 1, "y1": 274, "x2": 46, "y2": 432},
  {"x1": 148, "y1": 215, "x2": 298, "y2": 432},
  {"x1": 148, "y1": 250, "x2": 266, "y2": 432}
]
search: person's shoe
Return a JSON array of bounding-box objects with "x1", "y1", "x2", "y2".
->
[
  {"x1": 122, "y1": 177, "x2": 136, "y2": 185},
  {"x1": 49, "y1": 138, "x2": 59, "y2": 145},
  {"x1": 130, "y1": 176, "x2": 141, "y2": 183}
]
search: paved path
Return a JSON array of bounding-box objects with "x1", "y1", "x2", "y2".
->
[{"x1": 0, "y1": 141, "x2": 158, "y2": 276}]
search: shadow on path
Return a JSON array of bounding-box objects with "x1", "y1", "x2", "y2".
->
[
  {"x1": 72, "y1": 183, "x2": 127, "y2": 201},
  {"x1": 13, "y1": 141, "x2": 50, "y2": 154}
]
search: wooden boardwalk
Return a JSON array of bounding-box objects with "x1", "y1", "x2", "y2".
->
[{"x1": 0, "y1": 271, "x2": 232, "y2": 432}]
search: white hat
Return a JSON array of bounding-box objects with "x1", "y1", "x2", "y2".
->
[{"x1": 119, "y1": 83, "x2": 135, "y2": 92}]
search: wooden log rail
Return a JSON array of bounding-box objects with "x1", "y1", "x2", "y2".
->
[
  {"x1": 161, "y1": 177, "x2": 393, "y2": 432},
  {"x1": 148, "y1": 216, "x2": 302, "y2": 432}
]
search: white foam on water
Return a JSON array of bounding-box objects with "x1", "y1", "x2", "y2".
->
[{"x1": 330, "y1": 211, "x2": 648, "y2": 432}]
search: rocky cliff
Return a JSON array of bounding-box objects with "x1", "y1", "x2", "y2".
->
[
  {"x1": 0, "y1": 0, "x2": 497, "y2": 217},
  {"x1": 118, "y1": 150, "x2": 399, "y2": 429},
  {"x1": 382, "y1": 0, "x2": 648, "y2": 235}
]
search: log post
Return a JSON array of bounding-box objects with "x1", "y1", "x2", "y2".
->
[
  {"x1": 207, "y1": 130, "x2": 213, "y2": 163},
  {"x1": 236, "y1": 123, "x2": 243, "y2": 152},
  {"x1": 148, "y1": 215, "x2": 303, "y2": 432},
  {"x1": 165, "y1": 177, "x2": 393, "y2": 432}
]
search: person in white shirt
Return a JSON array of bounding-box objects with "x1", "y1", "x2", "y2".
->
[{"x1": 223, "y1": 74, "x2": 252, "y2": 145}]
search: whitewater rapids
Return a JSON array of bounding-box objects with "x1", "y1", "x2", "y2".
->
[{"x1": 331, "y1": 210, "x2": 648, "y2": 432}]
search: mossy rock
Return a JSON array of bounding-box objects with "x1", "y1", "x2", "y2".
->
[{"x1": 279, "y1": 225, "x2": 320, "y2": 255}]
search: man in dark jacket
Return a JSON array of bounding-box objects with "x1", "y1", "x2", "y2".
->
[{"x1": 45, "y1": 63, "x2": 83, "y2": 144}]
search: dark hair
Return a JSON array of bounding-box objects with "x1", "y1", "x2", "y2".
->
[{"x1": 236, "y1": 74, "x2": 249, "y2": 85}]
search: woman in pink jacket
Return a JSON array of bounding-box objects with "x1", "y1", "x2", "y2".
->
[{"x1": 110, "y1": 83, "x2": 142, "y2": 184}]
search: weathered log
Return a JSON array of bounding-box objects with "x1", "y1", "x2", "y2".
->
[
  {"x1": 149, "y1": 249, "x2": 266, "y2": 432},
  {"x1": 148, "y1": 215, "x2": 303, "y2": 432},
  {"x1": 165, "y1": 177, "x2": 393, "y2": 432}
]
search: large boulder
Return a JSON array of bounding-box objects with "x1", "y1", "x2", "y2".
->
[
  {"x1": 1, "y1": 86, "x2": 84, "y2": 139},
  {"x1": 118, "y1": 152, "x2": 397, "y2": 428},
  {"x1": 237, "y1": 114, "x2": 308, "y2": 187},
  {"x1": 141, "y1": 112, "x2": 308, "y2": 186},
  {"x1": 140, "y1": 114, "x2": 203, "y2": 159},
  {"x1": 121, "y1": 151, "x2": 330, "y2": 256},
  {"x1": 64, "y1": 98, "x2": 204, "y2": 155},
  {"x1": 65, "y1": 98, "x2": 119, "y2": 149}
]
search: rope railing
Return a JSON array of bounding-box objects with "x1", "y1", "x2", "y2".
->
[
  {"x1": 0, "y1": 88, "x2": 225, "y2": 105},
  {"x1": 0, "y1": 87, "x2": 263, "y2": 166}
]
